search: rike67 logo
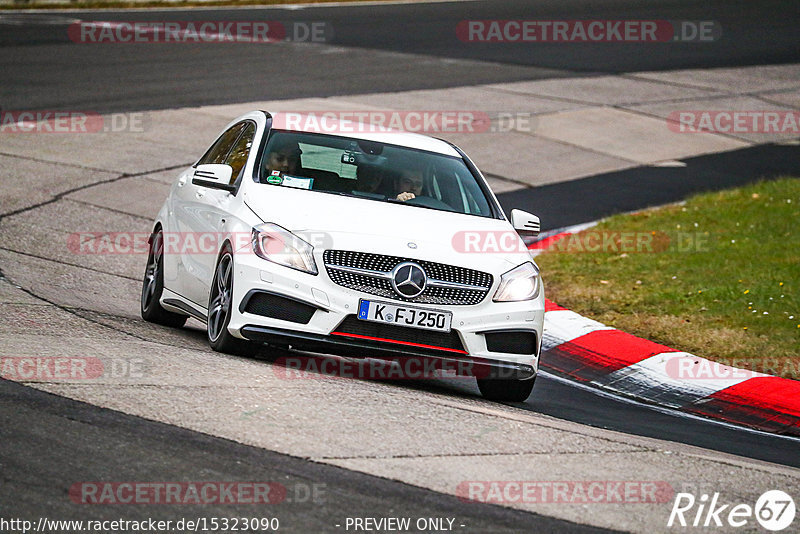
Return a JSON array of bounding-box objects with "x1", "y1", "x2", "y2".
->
[{"x1": 668, "y1": 490, "x2": 795, "y2": 531}]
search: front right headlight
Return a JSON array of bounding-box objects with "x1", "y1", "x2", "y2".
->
[
  {"x1": 492, "y1": 262, "x2": 540, "y2": 302},
  {"x1": 251, "y1": 223, "x2": 318, "y2": 275}
]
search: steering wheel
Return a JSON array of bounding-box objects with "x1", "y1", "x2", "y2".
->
[{"x1": 406, "y1": 195, "x2": 454, "y2": 211}]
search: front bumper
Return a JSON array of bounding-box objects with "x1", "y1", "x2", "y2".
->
[
  {"x1": 239, "y1": 324, "x2": 536, "y2": 379},
  {"x1": 228, "y1": 250, "x2": 545, "y2": 379}
]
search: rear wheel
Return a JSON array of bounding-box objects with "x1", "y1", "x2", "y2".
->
[
  {"x1": 208, "y1": 248, "x2": 254, "y2": 355},
  {"x1": 141, "y1": 229, "x2": 188, "y2": 328},
  {"x1": 477, "y1": 376, "x2": 536, "y2": 402}
]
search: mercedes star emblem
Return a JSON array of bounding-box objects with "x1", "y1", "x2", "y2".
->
[{"x1": 391, "y1": 262, "x2": 427, "y2": 298}]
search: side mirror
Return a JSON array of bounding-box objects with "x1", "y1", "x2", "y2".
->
[
  {"x1": 192, "y1": 164, "x2": 236, "y2": 192},
  {"x1": 510, "y1": 209, "x2": 540, "y2": 238}
]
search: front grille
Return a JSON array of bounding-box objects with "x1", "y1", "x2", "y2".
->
[
  {"x1": 333, "y1": 315, "x2": 466, "y2": 353},
  {"x1": 484, "y1": 331, "x2": 538, "y2": 355},
  {"x1": 241, "y1": 291, "x2": 317, "y2": 324},
  {"x1": 323, "y1": 250, "x2": 492, "y2": 305}
]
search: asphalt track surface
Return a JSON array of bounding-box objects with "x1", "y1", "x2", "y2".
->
[
  {"x1": 496, "y1": 142, "x2": 800, "y2": 231},
  {"x1": 2, "y1": 0, "x2": 800, "y2": 530},
  {"x1": 0, "y1": 0, "x2": 798, "y2": 112},
  {"x1": 0, "y1": 379, "x2": 616, "y2": 533}
]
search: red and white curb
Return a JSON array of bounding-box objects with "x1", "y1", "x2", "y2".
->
[
  {"x1": 528, "y1": 222, "x2": 597, "y2": 257},
  {"x1": 532, "y1": 228, "x2": 800, "y2": 437}
]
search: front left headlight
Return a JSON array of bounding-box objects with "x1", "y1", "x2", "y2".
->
[
  {"x1": 251, "y1": 223, "x2": 318, "y2": 275},
  {"x1": 493, "y1": 262, "x2": 540, "y2": 302}
]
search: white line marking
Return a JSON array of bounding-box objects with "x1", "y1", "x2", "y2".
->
[
  {"x1": 542, "y1": 309, "x2": 613, "y2": 351},
  {"x1": 601, "y1": 351, "x2": 764, "y2": 407}
]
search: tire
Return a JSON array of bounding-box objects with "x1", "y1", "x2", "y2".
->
[
  {"x1": 207, "y1": 247, "x2": 255, "y2": 355},
  {"x1": 477, "y1": 376, "x2": 536, "y2": 402},
  {"x1": 141, "y1": 229, "x2": 188, "y2": 328}
]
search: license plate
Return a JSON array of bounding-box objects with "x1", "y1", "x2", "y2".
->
[{"x1": 357, "y1": 299, "x2": 452, "y2": 333}]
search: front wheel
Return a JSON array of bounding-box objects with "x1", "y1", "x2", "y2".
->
[
  {"x1": 477, "y1": 376, "x2": 536, "y2": 402},
  {"x1": 141, "y1": 229, "x2": 188, "y2": 328},
  {"x1": 207, "y1": 248, "x2": 254, "y2": 355}
]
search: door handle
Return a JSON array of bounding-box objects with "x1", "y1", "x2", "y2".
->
[{"x1": 195, "y1": 190, "x2": 204, "y2": 199}]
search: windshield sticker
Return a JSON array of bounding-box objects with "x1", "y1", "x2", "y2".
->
[
  {"x1": 266, "y1": 172, "x2": 283, "y2": 185},
  {"x1": 281, "y1": 174, "x2": 314, "y2": 190}
]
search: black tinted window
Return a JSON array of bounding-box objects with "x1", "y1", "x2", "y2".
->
[
  {"x1": 257, "y1": 131, "x2": 495, "y2": 217},
  {"x1": 198, "y1": 122, "x2": 247, "y2": 166},
  {"x1": 225, "y1": 123, "x2": 256, "y2": 184}
]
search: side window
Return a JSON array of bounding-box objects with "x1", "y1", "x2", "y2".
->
[
  {"x1": 225, "y1": 123, "x2": 256, "y2": 184},
  {"x1": 197, "y1": 123, "x2": 247, "y2": 166}
]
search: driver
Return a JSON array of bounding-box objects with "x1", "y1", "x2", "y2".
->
[
  {"x1": 265, "y1": 138, "x2": 301, "y2": 176},
  {"x1": 394, "y1": 168, "x2": 424, "y2": 202}
]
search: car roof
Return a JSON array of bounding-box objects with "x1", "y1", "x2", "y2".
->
[{"x1": 266, "y1": 111, "x2": 463, "y2": 158}]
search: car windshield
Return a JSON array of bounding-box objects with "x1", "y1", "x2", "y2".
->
[{"x1": 258, "y1": 130, "x2": 496, "y2": 217}]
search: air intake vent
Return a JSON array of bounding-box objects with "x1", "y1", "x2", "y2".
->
[
  {"x1": 241, "y1": 291, "x2": 317, "y2": 324},
  {"x1": 484, "y1": 331, "x2": 538, "y2": 355}
]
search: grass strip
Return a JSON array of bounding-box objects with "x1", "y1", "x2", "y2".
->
[{"x1": 536, "y1": 177, "x2": 800, "y2": 379}]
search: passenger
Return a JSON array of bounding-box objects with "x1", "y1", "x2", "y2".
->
[
  {"x1": 265, "y1": 139, "x2": 301, "y2": 175},
  {"x1": 355, "y1": 165, "x2": 385, "y2": 194},
  {"x1": 394, "y1": 168, "x2": 424, "y2": 202}
]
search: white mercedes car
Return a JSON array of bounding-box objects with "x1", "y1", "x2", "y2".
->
[{"x1": 141, "y1": 111, "x2": 544, "y2": 401}]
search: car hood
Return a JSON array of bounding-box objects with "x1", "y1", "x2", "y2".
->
[{"x1": 242, "y1": 185, "x2": 532, "y2": 273}]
